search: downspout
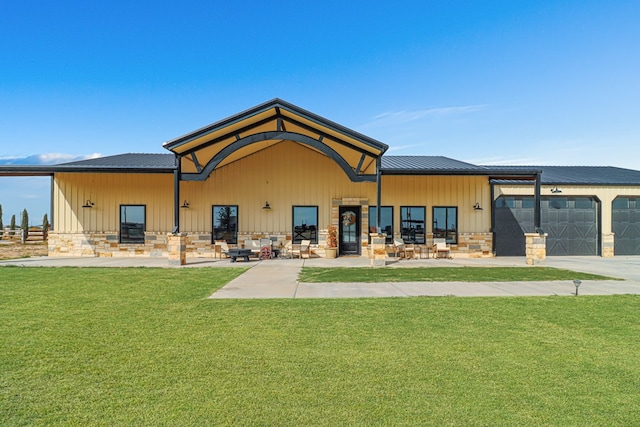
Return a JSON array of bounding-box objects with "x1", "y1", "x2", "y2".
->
[{"x1": 173, "y1": 154, "x2": 180, "y2": 234}]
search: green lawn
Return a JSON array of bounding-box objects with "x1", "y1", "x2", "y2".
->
[
  {"x1": 2, "y1": 267, "x2": 639, "y2": 426},
  {"x1": 299, "y1": 266, "x2": 615, "y2": 282}
]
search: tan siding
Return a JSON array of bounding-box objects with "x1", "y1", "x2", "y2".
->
[
  {"x1": 53, "y1": 145, "x2": 493, "y2": 237},
  {"x1": 53, "y1": 173, "x2": 173, "y2": 233},
  {"x1": 381, "y1": 175, "x2": 491, "y2": 234}
]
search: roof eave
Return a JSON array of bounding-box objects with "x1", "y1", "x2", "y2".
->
[{"x1": 163, "y1": 98, "x2": 389, "y2": 154}]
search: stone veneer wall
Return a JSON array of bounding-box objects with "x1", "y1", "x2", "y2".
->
[
  {"x1": 602, "y1": 233, "x2": 615, "y2": 258},
  {"x1": 450, "y1": 232, "x2": 494, "y2": 258},
  {"x1": 48, "y1": 231, "x2": 299, "y2": 258},
  {"x1": 48, "y1": 232, "x2": 170, "y2": 257},
  {"x1": 49, "y1": 230, "x2": 496, "y2": 258}
]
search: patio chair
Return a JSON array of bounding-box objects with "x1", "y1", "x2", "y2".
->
[
  {"x1": 433, "y1": 238, "x2": 451, "y2": 259},
  {"x1": 282, "y1": 240, "x2": 293, "y2": 258},
  {"x1": 300, "y1": 239, "x2": 311, "y2": 259},
  {"x1": 214, "y1": 240, "x2": 229, "y2": 259},
  {"x1": 393, "y1": 238, "x2": 415, "y2": 259},
  {"x1": 244, "y1": 239, "x2": 261, "y2": 258},
  {"x1": 291, "y1": 240, "x2": 311, "y2": 259}
]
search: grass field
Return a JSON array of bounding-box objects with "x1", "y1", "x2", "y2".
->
[
  {"x1": 299, "y1": 266, "x2": 614, "y2": 282},
  {"x1": 2, "y1": 267, "x2": 639, "y2": 426}
]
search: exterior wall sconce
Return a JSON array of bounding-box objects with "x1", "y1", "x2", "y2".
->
[
  {"x1": 82, "y1": 199, "x2": 94, "y2": 208},
  {"x1": 181, "y1": 200, "x2": 190, "y2": 208},
  {"x1": 551, "y1": 186, "x2": 562, "y2": 193},
  {"x1": 262, "y1": 201, "x2": 271, "y2": 210},
  {"x1": 473, "y1": 203, "x2": 483, "y2": 211}
]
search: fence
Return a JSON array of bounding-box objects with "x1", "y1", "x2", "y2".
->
[{"x1": 0, "y1": 228, "x2": 48, "y2": 243}]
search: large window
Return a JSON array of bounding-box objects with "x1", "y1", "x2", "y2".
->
[
  {"x1": 120, "y1": 205, "x2": 145, "y2": 244},
  {"x1": 400, "y1": 206, "x2": 426, "y2": 243},
  {"x1": 433, "y1": 206, "x2": 457, "y2": 244},
  {"x1": 212, "y1": 205, "x2": 238, "y2": 244},
  {"x1": 369, "y1": 206, "x2": 394, "y2": 243},
  {"x1": 292, "y1": 206, "x2": 318, "y2": 243}
]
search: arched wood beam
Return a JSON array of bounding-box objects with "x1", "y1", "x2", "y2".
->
[{"x1": 180, "y1": 131, "x2": 377, "y2": 182}]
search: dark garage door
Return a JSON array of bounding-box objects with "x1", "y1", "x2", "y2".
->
[
  {"x1": 612, "y1": 197, "x2": 640, "y2": 255},
  {"x1": 494, "y1": 196, "x2": 534, "y2": 256},
  {"x1": 494, "y1": 196, "x2": 599, "y2": 256}
]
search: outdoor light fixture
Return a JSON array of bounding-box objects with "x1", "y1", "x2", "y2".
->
[
  {"x1": 573, "y1": 279, "x2": 582, "y2": 296},
  {"x1": 181, "y1": 200, "x2": 190, "y2": 208},
  {"x1": 473, "y1": 203, "x2": 483, "y2": 211},
  {"x1": 551, "y1": 186, "x2": 562, "y2": 193},
  {"x1": 82, "y1": 199, "x2": 94, "y2": 208},
  {"x1": 262, "y1": 201, "x2": 271, "y2": 210}
]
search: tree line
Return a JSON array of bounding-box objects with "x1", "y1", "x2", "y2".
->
[{"x1": 0, "y1": 204, "x2": 49, "y2": 238}]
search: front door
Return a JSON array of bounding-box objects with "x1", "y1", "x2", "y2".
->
[{"x1": 339, "y1": 206, "x2": 360, "y2": 255}]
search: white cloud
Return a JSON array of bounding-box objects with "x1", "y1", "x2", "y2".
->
[
  {"x1": 361, "y1": 105, "x2": 489, "y2": 129},
  {"x1": 0, "y1": 152, "x2": 103, "y2": 165}
]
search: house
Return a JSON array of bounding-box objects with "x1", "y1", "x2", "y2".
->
[{"x1": 1, "y1": 99, "x2": 639, "y2": 260}]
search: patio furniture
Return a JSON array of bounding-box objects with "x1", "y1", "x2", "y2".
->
[
  {"x1": 224, "y1": 248, "x2": 253, "y2": 262},
  {"x1": 243, "y1": 239, "x2": 261, "y2": 258},
  {"x1": 291, "y1": 239, "x2": 311, "y2": 259},
  {"x1": 393, "y1": 238, "x2": 415, "y2": 259},
  {"x1": 433, "y1": 238, "x2": 451, "y2": 259},
  {"x1": 282, "y1": 240, "x2": 293, "y2": 258},
  {"x1": 214, "y1": 240, "x2": 229, "y2": 259}
]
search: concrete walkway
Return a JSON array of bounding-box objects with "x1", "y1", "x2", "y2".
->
[
  {"x1": 3, "y1": 254, "x2": 640, "y2": 299},
  {"x1": 209, "y1": 256, "x2": 640, "y2": 299}
]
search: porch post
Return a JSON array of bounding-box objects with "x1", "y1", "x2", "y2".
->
[
  {"x1": 173, "y1": 154, "x2": 180, "y2": 233},
  {"x1": 169, "y1": 154, "x2": 187, "y2": 265},
  {"x1": 376, "y1": 157, "x2": 382, "y2": 233},
  {"x1": 534, "y1": 172, "x2": 542, "y2": 232}
]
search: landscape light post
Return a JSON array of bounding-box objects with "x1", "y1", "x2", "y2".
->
[{"x1": 573, "y1": 279, "x2": 582, "y2": 296}]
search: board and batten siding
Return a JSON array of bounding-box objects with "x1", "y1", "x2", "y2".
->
[
  {"x1": 53, "y1": 141, "x2": 493, "y2": 236},
  {"x1": 53, "y1": 173, "x2": 173, "y2": 233},
  {"x1": 381, "y1": 175, "x2": 491, "y2": 234}
]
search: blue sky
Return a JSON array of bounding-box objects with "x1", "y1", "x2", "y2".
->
[{"x1": 1, "y1": 1, "x2": 639, "y2": 223}]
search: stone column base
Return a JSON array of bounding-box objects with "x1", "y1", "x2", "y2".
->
[
  {"x1": 168, "y1": 233, "x2": 187, "y2": 266},
  {"x1": 369, "y1": 233, "x2": 387, "y2": 267},
  {"x1": 525, "y1": 233, "x2": 547, "y2": 265}
]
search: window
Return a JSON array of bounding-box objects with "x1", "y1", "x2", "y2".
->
[
  {"x1": 574, "y1": 197, "x2": 595, "y2": 209},
  {"x1": 212, "y1": 205, "x2": 238, "y2": 244},
  {"x1": 369, "y1": 206, "x2": 394, "y2": 243},
  {"x1": 120, "y1": 205, "x2": 145, "y2": 244},
  {"x1": 400, "y1": 206, "x2": 426, "y2": 243},
  {"x1": 292, "y1": 206, "x2": 318, "y2": 243},
  {"x1": 433, "y1": 207, "x2": 457, "y2": 244}
]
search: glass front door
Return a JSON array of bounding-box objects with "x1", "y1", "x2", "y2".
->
[{"x1": 339, "y1": 206, "x2": 360, "y2": 255}]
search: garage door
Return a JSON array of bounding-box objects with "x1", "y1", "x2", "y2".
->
[
  {"x1": 494, "y1": 196, "x2": 599, "y2": 256},
  {"x1": 542, "y1": 197, "x2": 599, "y2": 256},
  {"x1": 612, "y1": 197, "x2": 640, "y2": 255},
  {"x1": 494, "y1": 196, "x2": 534, "y2": 256}
]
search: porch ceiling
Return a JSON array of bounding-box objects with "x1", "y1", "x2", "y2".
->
[{"x1": 163, "y1": 99, "x2": 388, "y2": 182}]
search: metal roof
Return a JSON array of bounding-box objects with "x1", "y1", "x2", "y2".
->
[
  {"x1": 488, "y1": 165, "x2": 640, "y2": 185},
  {"x1": 0, "y1": 153, "x2": 175, "y2": 176},
  {"x1": 381, "y1": 156, "x2": 541, "y2": 178},
  {"x1": 59, "y1": 153, "x2": 175, "y2": 169}
]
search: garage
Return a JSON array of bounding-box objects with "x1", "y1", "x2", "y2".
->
[
  {"x1": 612, "y1": 197, "x2": 640, "y2": 255},
  {"x1": 494, "y1": 195, "x2": 599, "y2": 256}
]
